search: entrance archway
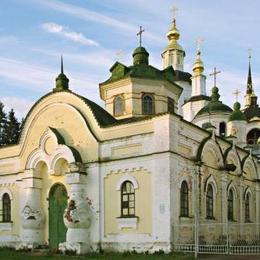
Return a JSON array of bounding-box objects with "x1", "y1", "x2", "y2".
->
[{"x1": 49, "y1": 183, "x2": 68, "y2": 248}]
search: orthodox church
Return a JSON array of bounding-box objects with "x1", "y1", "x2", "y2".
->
[{"x1": 0, "y1": 17, "x2": 259, "y2": 254}]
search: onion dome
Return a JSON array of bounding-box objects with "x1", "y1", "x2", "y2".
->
[
  {"x1": 164, "y1": 19, "x2": 184, "y2": 52},
  {"x1": 133, "y1": 46, "x2": 149, "y2": 65},
  {"x1": 53, "y1": 56, "x2": 69, "y2": 92},
  {"x1": 228, "y1": 102, "x2": 247, "y2": 121},
  {"x1": 195, "y1": 87, "x2": 232, "y2": 117},
  {"x1": 192, "y1": 50, "x2": 204, "y2": 75}
]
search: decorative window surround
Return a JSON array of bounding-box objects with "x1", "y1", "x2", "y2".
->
[
  {"x1": 0, "y1": 222, "x2": 12, "y2": 231},
  {"x1": 117, "y1": 216, "x2": 138, "y2": 230}
]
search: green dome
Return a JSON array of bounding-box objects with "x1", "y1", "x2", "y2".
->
[
  {"x1": 133, "y1": 46, "x2": 149, "y2": 65},
  {"x1": 228, "y1": 102, "x2": 247, "y2": 121},
  {"x1": 195, "y1": 87, "x2": 232, "y2": 117},
  {"x1": 53, "y1": 56, "x2": 70, "y2": 92}
]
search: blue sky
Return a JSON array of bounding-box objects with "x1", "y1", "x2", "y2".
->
[{"x1": 0, "y1": 0, "x2": 259, "y2": 118}]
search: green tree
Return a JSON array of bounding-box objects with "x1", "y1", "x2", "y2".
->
[
  {"x1": 4, "y1": 109, "x2": 20, "y2": 145},
  {"x1": 0, "y1": 102, "x2": 7, "y2": 146}
]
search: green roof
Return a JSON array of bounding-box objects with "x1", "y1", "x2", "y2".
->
[
  {"x1": 228, "y1": 102, "x2": 247, "y2": 121},
  {"x1": 195, "y1": 87, "x2": 232, "y2": 117},
  {"x1": 100, "y1": 46, "x2": 182, "y2": 91}
]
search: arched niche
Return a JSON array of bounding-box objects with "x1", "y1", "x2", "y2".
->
[
  {"x1": 54, "y1": 158, "x2": 69, "y2": 176},
  {"x1": 34, "y1": 161, "x2": 48, "y2": 177}
]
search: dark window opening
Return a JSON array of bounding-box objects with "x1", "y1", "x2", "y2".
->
[
  {"x1": 245, "y1": 193, "x2": 250, "y2": 223},
  {"x1": 121, "y1": 181, "x2": 135, "y2": 217},
  {"x1": 219, "y1": 122, "x2": 226, "y2": 137},
  {"x1": 142, "y1": 94, "x2": 154, "y2": 115},
  {"x1": 228, "y1": 189, "x2": 234, "y2": 221},
  {"x1": 180, "y1": 181, "x2": 189, "y2": 217},
  {"x1": 2, "y1": 193, "x2": 11, "y2": 223},
  {"x1": 114, "y1": 96, "x2": 124, "y2": 116},
  {"x1": 206, "y1": 184, "x2": 214, "y2": 219}
]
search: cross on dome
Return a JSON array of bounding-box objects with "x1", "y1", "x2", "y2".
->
[
  {"x1": 209, "y1": 67, "x2": 221, "y2": 86},
  {"x1": 233, "y1": 88, "x2": 241, "y2": 102},
  {"x1": 170, "y1": 5, "x2": 178, "y2": 22},
  {"x1": 196, "y1": 37, "x2": 204, "y2": 52},
  {"x1": 137, "y1": 26, "x2": 145, "y2": 47}
]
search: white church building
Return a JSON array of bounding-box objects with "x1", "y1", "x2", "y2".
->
[{"x1": 0, "y1": 16, "x2": 259, "y2": 254}]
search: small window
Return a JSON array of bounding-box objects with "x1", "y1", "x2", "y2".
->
[
  {"x1": 2, "y1": 193, "x2": 11, "y2": 222},
  {"x1": 245, "y1": 193, "x2": 250, "y2": 223},
  {"x1": 121, "y1": 181, "x2": 135, "y2": 217},
  {"x1": 219, "y1": 122, "x2": 226, "y2": 137},
  {"x1": 228, "y1": 189, "x2": 234, "y2": 221},
  {"x1": 142, "y1": 94, "x2": 154, "y2": 115},
  {"x1": 180, "y1": 181, "x2": 189, "y2": 217},
  {"x1": 168, "y1": 97, "x2": 175, "y2": 113},
  {"x1": 206, "y1": 184, "x2": 214, "y2": 219},
  {"x1": 114, "y1": 96, "x2": 124, "y2": 116}
]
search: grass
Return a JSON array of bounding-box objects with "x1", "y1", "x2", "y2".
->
[{"x1": 0, "y1": 248, "x2": 195, "y2": 260}]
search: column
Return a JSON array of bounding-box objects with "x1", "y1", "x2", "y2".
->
[
  {"x1": 60, "y1": 163, "x2": 91, "y2": 254},
  {"x1": 20, "y1": 169, "x2": 44, "y2": 247}
]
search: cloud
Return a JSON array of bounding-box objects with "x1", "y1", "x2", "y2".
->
[
  {"x1": 41, "y1": 22, "x2": 99, "y2": 47},
  {"x1": 1, "y1": 96, "x2": 34, "y2": 120},
  {"x1": 33, "y1": 0, "x2": 162, "y2": 43}
]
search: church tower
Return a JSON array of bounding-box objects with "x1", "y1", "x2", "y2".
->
[
  {"x1": 161, "y1": 17, "x2": 192, "y2": 115},
  {"x1": 182, "y1": 50, "x2": 210, "y2": 121},
  {"x1": 161, "y1": 18, "x2": 185, "y2": 71}
]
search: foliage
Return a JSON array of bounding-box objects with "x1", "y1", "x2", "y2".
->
[{"x1": 0, "y1": 102, "x2": 21, "y2": 146}]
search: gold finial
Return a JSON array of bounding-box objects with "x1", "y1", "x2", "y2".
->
[
  {"x1": 196, "y1": 37, "x2": 204, "y2": 52},
  {"x1": 116, "y1": 50, "x2": 125, "y2": 62},
  {"x1": 209, "y1": 67, "x2": 221, "y2": 86},
  {"x1": 137, "y1": 26, "x2": 145, "y2": 47},
  {"x1": 233, "y1": 88, "x2": 241, "y2": 102}
]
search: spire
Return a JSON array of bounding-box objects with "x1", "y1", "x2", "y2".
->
[
  {"x1": 61, "y1": 55, "x2": 64, "y2": 74},
  {"x1": 53, "y1": 56, "x2": 70, "y2": 92},
  {"x1": 246, "y1": 54, "x2": 253, "y2": 94},
  {"x1": 244, "y1": 51, "x2": 257, "y2": 107}
]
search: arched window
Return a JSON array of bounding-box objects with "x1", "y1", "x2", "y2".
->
[
  {"x1": 219, "y1": 122, "x2": 226, "y2": 137},
  {"x1": 121, "y1": 181, "x2": 135, "y2": 217},
  {"x1": 245, "y1": 193, "x2": 250, "y2": 222},
  {"x1": 228, "y1": 189, "x2": 234, "y2": 221},
  {"x1": 142, "y1": 94, "x2": 154, "y2": 115},
  {"x1": 247, "y1": 129, "x2": 260, "y2": 146},
  {"x1": 180, "y1": 181, "x2": 189, "y2": 217},
  {"x1": 206, "y1": 184, "x2": 214, "y2": 219},
  {"x1": 2, "y1": 193, "x2": 11, "y2": 222},
  {"x1": 114, "y1": 96, "x2": 124, "y2": 116}
]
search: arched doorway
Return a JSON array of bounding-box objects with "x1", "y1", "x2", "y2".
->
[{"x1": 49, "y1": 183, "x2": 68, "y2": 248}]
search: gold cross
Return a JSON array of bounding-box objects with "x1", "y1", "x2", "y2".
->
[
  {"x1": 137, "y1": 26, "x2": 145, "y2": 47},
  {"x1": 116, "y1": 50, "x2": 125, "y2": 61},
  {"x1": 170, "y1": 5, "x2": 178, "y2": 21},
  {"x1": 209, "y1": 67, "x2": 221, "y2": 86},
  {"x1": 196, "y1": 37, "x2": 204, "y2": 52},
  {"x1": 233, "y1": 88, "x2": 241, "y2": 102}
]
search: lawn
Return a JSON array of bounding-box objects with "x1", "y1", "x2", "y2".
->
[{"x1": 0, "y1": 248, "x2": 194, "y2": 260}]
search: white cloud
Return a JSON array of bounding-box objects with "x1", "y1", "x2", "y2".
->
[
  {"x1": 33, "y1": 0, "x2": 162, "y2": 43},
  {"x1": 1, "y1": 96, "x2": 34, "y2": 120},
  {"x1": 41, "y1": 22, "x2": 99, "y2": 47}
]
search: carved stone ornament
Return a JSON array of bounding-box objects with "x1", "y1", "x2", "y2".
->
[
  {"x1": 64, "y1": 199, "x2": 91, "y2": 229},
  {"x1": 21, "y1": 205, "x2": 43, "y2": 229}
]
